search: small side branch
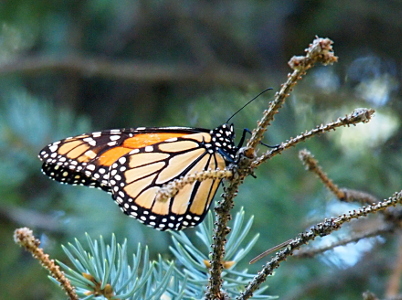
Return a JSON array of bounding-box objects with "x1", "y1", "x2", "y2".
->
[
  {"x1": 14, "y1": 227, "x2": 78, "y2": 300},
  {"x1": 252, "y1": 108, "x2": 375, "y2": 168},
  {"x1": 299, "y1": 149, "x2": 379, "y2": 204},
  {"x1": 299, "y1": 149, "x2": 345, "y2": 199}
]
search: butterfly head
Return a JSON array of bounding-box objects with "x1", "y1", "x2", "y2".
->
[{"x1": 210, "y1": 123, "x2": 238, "y2": 163}]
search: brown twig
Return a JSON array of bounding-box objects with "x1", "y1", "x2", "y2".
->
[
  {"x1": 340, "y1": 189, "x2": 379, "y2": 205},
  {"x1": 299, "y1": 149, "x2": 379, "y2": 204},
  {"x1": 252, "y1": 108, "x2": 375, "y2": 169},
  {"x1": 299, "y1": 149, "x2": 346, "y2": 199},
  {"x1": 14, "y1": 227, "x2": 78, "y2": 300}
]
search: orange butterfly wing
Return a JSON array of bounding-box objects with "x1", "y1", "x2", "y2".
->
[
  {"x1": 39, "y1": 125, "x2": 237, "y2": 230},
  {"x1": 39, "y1": 128, "x2": 197, "y2": 189}
]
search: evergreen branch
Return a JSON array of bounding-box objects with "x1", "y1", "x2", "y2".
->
[
  {"x1": 58, "y1": 234, "x2": 176, "y2": 300},
  {"x1": 207, "y1": 41, "x2": 372, "y2": 299},
  {"x1": 294, "y1": 225, "x2": 393, "y2": 258},
  {"x1": 170, "y1": 209, "x2": 269, "y2": 299},
  {"x1": 206, "y1": 164, "x2": 242, "y2": 300},
  {"x1": 207, "y1": 36, "x2": 340, "y2": 300},
  {"x1": 239, "y1": 190, "x2": 402, "y2": 299},
  {"x1": 13, "y1": 227, "x2": 78, "y2": 300},
  {"x1": 246, "y1": 37, "x2": 338, "y2": 151}
]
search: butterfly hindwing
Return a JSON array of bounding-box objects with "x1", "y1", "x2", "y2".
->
[
  {"x1": 41, "y1": 162, "x2": 111, "y2": 192},
  {"x1": 108, "y1": 131, "x2": 227, "y2": 230}
]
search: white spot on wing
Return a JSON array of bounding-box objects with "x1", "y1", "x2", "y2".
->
[
  {"x1": 110, "y1": 135, "x2": 121, "y2": 141},
  {"x1": 49, "y1": 145, "x2": 59, "y2": 152},
  {"x1": 129, "y1": 149, "x2": 140, "y2": 155}
]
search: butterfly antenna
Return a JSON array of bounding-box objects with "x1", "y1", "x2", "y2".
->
[{"x1": 226, "y1": 88, "x2": 273, "y2": 123}]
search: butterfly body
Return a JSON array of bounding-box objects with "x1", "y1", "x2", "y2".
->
[{"x1": 39, "y1": 124, "x2": 237, "y2": 230}]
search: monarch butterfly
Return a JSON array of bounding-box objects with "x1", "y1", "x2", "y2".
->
[{"x1": 38, "y1": 124, "x2": 239, "y2": 231}]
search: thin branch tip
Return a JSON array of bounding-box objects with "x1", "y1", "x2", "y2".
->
[
  {"x1": 14, "y1": 227, "x2": 78, "y2": 300},
  {"x1": 289, "y1": 37, "x2": 338, "y2": 71},
  {"x1": 348, "y1": 108, "x2": 375, "y2": 124}
]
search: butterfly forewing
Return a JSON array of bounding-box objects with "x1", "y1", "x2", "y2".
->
[{"x1": 38, "y1": 128, "x2": 201, "y2": 188}]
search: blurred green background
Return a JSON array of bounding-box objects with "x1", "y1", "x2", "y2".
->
[{"x1": 1, "y1": 1, "x2": 401, "y2": 299}]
